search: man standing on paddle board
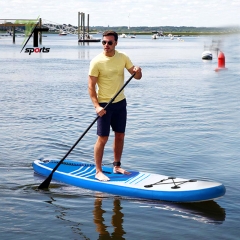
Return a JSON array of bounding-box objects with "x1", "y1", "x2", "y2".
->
[{"x1": 88, "y1": 30, "x2": 142, "y2": 181}]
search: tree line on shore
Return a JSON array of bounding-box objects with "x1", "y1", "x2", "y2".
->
[
  {"x1": 90, "y1": 25, "x2": 239, "y2": 35},
  {"x1": 1, "y1": 24, "x2": 239, "y2": 35}
]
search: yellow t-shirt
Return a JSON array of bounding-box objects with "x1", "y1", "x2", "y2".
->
[{"x1": 89, "y1": 50, "x2": 133, "y2": 103}]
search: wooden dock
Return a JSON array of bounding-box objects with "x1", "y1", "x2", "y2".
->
[
  {"x1": 0, "y1": 18, "x2": 46, "y2": 44},
  {"x1": 78, "y1": 12, "x2": 101, "y2": 43}
]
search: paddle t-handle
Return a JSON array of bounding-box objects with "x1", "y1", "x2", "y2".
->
[{"x1": 38, "y1": 73, "x2": 136, "y2": 189}]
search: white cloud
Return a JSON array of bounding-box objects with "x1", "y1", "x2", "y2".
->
[{"x1": 0, "y1": 0, "x2": 239, "y2": 27}]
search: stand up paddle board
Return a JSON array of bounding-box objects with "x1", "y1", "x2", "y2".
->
[{"x1": 32, "y1": 159, "x2": 226, "y2": 202}]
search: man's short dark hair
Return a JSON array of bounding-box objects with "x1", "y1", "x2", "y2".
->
[{"x1": 102, "y1": 30, "x2": 118, "y2": 41}]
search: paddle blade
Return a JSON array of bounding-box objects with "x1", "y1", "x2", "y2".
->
[{"x1": 38, "y1": 173, "x2": 53, "y2": 190}]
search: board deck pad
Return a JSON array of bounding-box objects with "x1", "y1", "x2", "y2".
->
[
  {"x1": 45, "y1": 160, "x2": 140, "y2": 181},
  {"x1": 32, "y1": 159, "x2": 226, "y2": 203}
]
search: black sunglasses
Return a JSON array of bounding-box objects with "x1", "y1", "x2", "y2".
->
[{"x1": 102, "y1": 40, "x2": 114, "y2": 45}]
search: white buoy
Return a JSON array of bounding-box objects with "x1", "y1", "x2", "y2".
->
[{"x1": 202, "y1": 51, "x2": 212, "y2": 60}]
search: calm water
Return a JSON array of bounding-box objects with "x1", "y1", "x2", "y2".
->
[{"x1": 0, "y1": 33, "x2": 240, "y2": 239}]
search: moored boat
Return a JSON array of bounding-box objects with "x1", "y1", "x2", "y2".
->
[
  {"x1": 59, "y1": 30, "x2": 67, "y2": 36},
  {"x1": 120, "y1": 33, "x2": 127, "y2": 38}
]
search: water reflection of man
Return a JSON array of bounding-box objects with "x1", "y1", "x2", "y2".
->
[{"x1": 93, "y1": 197, "x2": 126, "y2": 239}]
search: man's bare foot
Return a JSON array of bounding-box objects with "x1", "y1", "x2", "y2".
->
[
  {"x1": 95, "y1": 172, "x2": 110, "y2": 181},
  {"x1": 113, "y1": 166, "x2": 131, "y2": 175}
]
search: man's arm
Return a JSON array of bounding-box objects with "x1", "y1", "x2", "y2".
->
[
  {"x1": 88, "y1": 75, "x2": 99, "y2": 108},
  {"x1": 88, "y1": 75, "x2": 106, "y2": 116},
  {"x1": 128, "y1": 66, "x2": 142, "y2": 80}
]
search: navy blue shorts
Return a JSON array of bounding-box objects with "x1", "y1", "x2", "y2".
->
[{"x1": 97, "y1": 99, "x2": 127, "y2": 136}]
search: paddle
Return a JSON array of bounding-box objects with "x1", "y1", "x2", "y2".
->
[{"x1": 38, "y1": 73, "x2": 136, "y2": 189}]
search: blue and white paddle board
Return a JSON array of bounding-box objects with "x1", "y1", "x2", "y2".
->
[{"x1": 32, "y1": 159, "x2": 226, "y2": 202}]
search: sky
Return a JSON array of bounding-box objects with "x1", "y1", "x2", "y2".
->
[{"x1": 0, "y1": 0, "x2": 240, "y2": 27}]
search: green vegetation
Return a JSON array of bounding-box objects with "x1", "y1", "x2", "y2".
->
[
  {"x1": 1, "y1": 24, "x2": 239, "y2": 36},
  {"x1": 90, "y1": 26, "x2": 240, "y2": 35}
]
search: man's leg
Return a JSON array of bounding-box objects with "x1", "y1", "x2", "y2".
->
[
  {"x1": 95, "y1": 136, "x2": 110, "y2": 181},
  {"x1": 113, "y1": 132, "x2": 130, "y2": 174},
  {"x1": 113, "y1": 132, "x2": 124, "y2": 162}
]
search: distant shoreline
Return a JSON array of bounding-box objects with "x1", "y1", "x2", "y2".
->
[
  {"x1": 1, "y1": 31, "x2": 239, "y2": 37},
  {"x1": 1, "y1": 23, "x2": 239, "y2": 36},
  {"x1": 0, "y1": 31, "x2": 238, "y2": 37},
  {"x1": 115, "y1": 32, "x2": 239, "y2": 36}
]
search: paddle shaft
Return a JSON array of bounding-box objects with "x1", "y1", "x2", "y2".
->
[{"x1": 38, "y1": 73, "x2": 136, "y2": 189}]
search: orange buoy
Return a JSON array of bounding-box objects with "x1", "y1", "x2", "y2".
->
[{"x1": 215, "y1": 51, "x2": 227, "y2": 72}]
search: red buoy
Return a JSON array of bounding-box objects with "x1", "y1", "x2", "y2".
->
[{"x1": 215, "y1": 51, "x2": 227, "y2": 72}]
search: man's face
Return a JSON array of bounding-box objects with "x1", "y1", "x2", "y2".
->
[{"x1": 102, "y1": 35, "x2": 117, "y2": 54}]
